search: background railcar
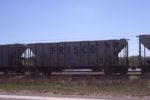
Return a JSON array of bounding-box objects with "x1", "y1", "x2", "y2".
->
[{"x1": 138, "y1": 35, "x2": 150, "y2": 73}]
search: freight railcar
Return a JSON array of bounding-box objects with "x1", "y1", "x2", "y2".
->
[{"x1": 22, "y1": 39, "x2": 129, "y2": 75}]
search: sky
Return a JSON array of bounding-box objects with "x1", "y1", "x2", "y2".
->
[{"x1": 0, "y1": 0, "x2": 150, "y2": 56}]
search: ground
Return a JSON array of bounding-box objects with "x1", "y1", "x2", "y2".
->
[{"x1": 0, "y1": 72, "x2": 149, "y2": 99}]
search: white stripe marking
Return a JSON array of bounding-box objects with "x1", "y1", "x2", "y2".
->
[{"x1": 0, "y1": 95, "x2": 108, "y2": 100}]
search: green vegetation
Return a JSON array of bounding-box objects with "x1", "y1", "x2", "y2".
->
[
  {"x1": 0, "y1": 75, "x2": 150, "y2": 96},
  {"x1": 129, "y1": 56, "x2": 150, "y2": 67}
]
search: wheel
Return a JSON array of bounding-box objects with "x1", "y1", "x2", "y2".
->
[
  {"x1": 30, "y1": 69, "x2": 39, "y2": 76},
  {"x1": 92, "y1": 68, "x2": 102, "y2": 72},
  {"x1": 3, "y1": 71, "x2": 9, "y2": 76},
  {"x1": 20, "y1": 70, "x2": 26, "y2": 75},
  {"x1": 42, "y1": 70, "x2": 51, "y2": 76},
  {"x1": 141, "y1": 66, "x2": 148, "y2": 74},
  {"x1": 120, "y1": 66, "x2": 128, "y2": 76},
  {"x1": 104, "y1": 66, "x2": 112, "y2": 76}
]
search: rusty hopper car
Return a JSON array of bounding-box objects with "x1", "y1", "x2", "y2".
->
[
  {"x1": 0, "y1": 39, "x2": 128, "y2": 75},
  {"x1": 22, "y1": 39, "x2": 129, "y2": 75},
  {"x1": 138, "y1": 35, "x2": 150, "y2": 73}
]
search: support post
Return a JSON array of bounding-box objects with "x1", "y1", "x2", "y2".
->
[
  {"x1": 126, "y1": 43, "x2": 129, "y2": 66},
  {"x1": 139, "y1": 41, "x2": 142, "y2": 66},
  {"x1": 144, "y1": 47, "x2": 146, "y2": 65}
]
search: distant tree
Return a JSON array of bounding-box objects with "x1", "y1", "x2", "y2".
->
[
  {"x1": 129, "y1": 55, "x2": 150, "y2": 67},
  {"x1": 128, "y1": 56, "x2": 139, "y2": 67}
]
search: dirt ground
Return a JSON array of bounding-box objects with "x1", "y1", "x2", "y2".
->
[{"x1": 0, "y1": 92, "x2": 149, "y2": 100}]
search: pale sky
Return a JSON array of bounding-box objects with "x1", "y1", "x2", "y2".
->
[{"x1": 0, "y1": 0, "x2": 150, "y2": 56}]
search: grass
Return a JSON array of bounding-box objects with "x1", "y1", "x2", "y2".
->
[{"x1": 0, "y1": 75, "x2": 149, "y2": 96}]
